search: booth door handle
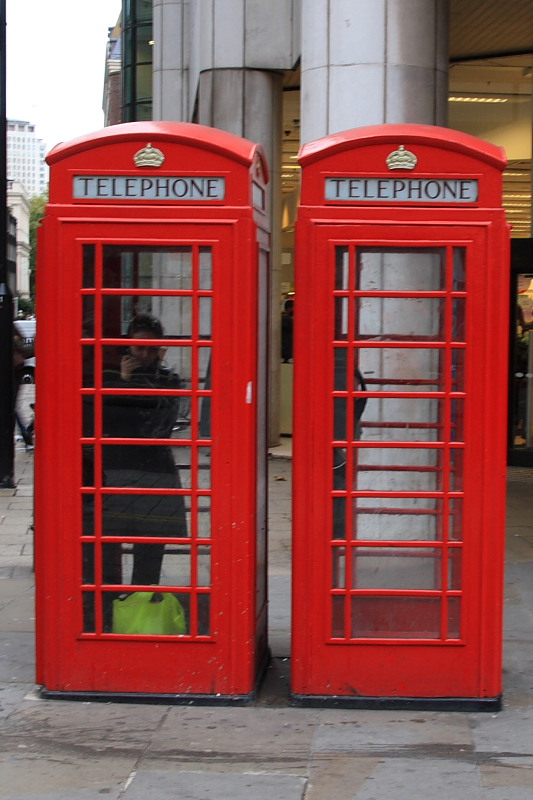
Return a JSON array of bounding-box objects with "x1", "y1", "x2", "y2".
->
[{"x1": 246, "y1": 381, "x2": 253, "y2": 403}]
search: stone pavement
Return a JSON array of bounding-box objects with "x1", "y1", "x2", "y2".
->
[{"x1": 0, "y1": 442, "x2": 532, "y2": 800}]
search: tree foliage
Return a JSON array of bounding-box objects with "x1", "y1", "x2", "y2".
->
[{"x1": 29, "y1": 191, "x2": 48, "y2": 298}]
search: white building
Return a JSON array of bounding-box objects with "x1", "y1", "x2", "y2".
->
[
  {"x1": 7, "y1": 119, "x2": 48, "y2": 198},
  {"x1": 7, "y1": 180, "x2": 31, "y2": 301}
]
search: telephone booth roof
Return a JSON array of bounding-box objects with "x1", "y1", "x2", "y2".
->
[
  {"x1": 299, "y1": 124, "x2": 506, "y2": 168},
  {"x1": 47, "y1": 120, "x2": 268, "y2": 176},
  {"x1": 45, "y1": 121, "x2": 268, "y2": 208},
  {"x1": 298, "y1": 124, "x2": 506, "y2": 209}
]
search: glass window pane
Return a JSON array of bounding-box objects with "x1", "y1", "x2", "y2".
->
[
  {"x1": 135, "y1": 64, "x2": 152, "y2": 100},
  {"x1": 451, "y1": 348, "x2": 466, "y2": 392},
  {"x1": 351, "y1": 596, "x2": 441, "y2": 639},
  {"x1": 82, "y1": 543, "x2": 95, "y2": 584},
  {"x1": 82, "y1": 592, "x2": 95, "y2": 633},
  {"x1": 174, "y1": 445, "x2": 192, "y2": 488},
  {"x1": 450, "y1": 399, "x2": 465, "y2": 442},
  {"x1": 198, "y1": 546, "x2": 211, "y2": 586},
  {"x1": 108, "y1": 590, "x2": 188, "y2": 636},
  {"x1": 452, "y1": 298, "x2": 466, "y2": 341},
  {"x1": 82, "y1": 494, "x2": 95, "y2": 535},
  {"x1": 353, "y1": 447, "x2": 443, "y2": 493},
  {"x1": 82, "y1": 446, "x2": 95, "y2": 487},
  {"x1": 332, "y1": 496, "x2": 346, "y2": 540},
  {"x1": 450, "y1": 448, "x2": 464, "y2": 491},
  {"x1": 333, "y1": 347, "x2": 348, "y2": 389},
  {"x1": 82, "y1": 296, "x2": 95, "y2": 338},
  {"x1": 447, "y1": 597, "x2": 461, "y2": 639},
  {"x1": 453, "y1": 247, "x2": 466, "y2": 291},
  {"x1": 357, "y1": 297, "x2": 444, "y2": 340},
  {"x1": 353, "y1": 546, "x2": 442, "y2": 590},
  {"x1": 335, "y1": 297, "x2": 349, "y2": 340},
  {"x1": 198, "y1": 594, "x2": 211, "y2": 636},
  {"x1": 199, "y1": 247, "x2": 213, "y2": 290},
  {"x1": 332, "y1": 595, "x2": 346, "y2": 637},
  {"x1": 197, "y1": 496, "x2": 211, "y2": 538},
  {"x1": 357, "y1": 248, "x2": 445, "y2": 292},
  {"x1": 102, "y1": 491, "x2": 188, "y2": 536},
  {"x1": 199, "y1": 297, "x2": 212, "y2": 338},
  {"x1": 159, "y1": 547, "x2": 191, "y2": 586},
  {"x1": 359, "y1": 347, "x2": 446, "y2": 392},
  {"x1": 83, "y1": 244, "x2": 95, "y2": 288},
  {"x1": 101, "y1": 343, "x2": 191, "y2": 394},
  {"x1": 103, "y1": 246, "x2": 193, "y2": 290},
  {"x1": 448, "y1": 498, "x2": 463, "y2": 541},
  {"x1": 360, "y1": 397, "x2": 443, "y2": 443},
  {"x1": 198, "y1": 447, "x2": 211, "y2": 489},
  {"x1": 332, "y1": 546, "x2": 346, "y2": 588},
  {"x1": 352, "y1": 496, "x2": 442, "y2": 541},
  {"x1": 448, "y1": 547, "x2": 462, "y2": 590},
  {"x1": 197, "y1": 395, "x2": 210, "y2": 440},
  {"x1": 335, "y1": 246, "x2": 349, "y2": 290}
]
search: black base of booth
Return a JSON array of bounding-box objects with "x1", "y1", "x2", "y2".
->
[
  {"x1": 290, "y1": 693, "x2": 502, "y2": 712},
  {"x1": 39, "y1": 687, "x2": 257, "y2": 706}
]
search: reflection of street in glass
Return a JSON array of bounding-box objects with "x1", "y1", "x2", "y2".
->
[{"x1": 14, "y1": 384, "x2": 35, "y2": 451}]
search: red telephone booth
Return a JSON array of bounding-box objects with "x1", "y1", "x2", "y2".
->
[
  {"x1": 35, "y1": 122, "x2": 270, "y2": 701},
  {"x1": 292, "y1": 124, "x2": 509, "y2": 708}
]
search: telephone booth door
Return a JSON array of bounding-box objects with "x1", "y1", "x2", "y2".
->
[
  {"x1": 35, "y1": 123, "x2": 269, "y2": 701},
  {"x1": 292, "y1": 125, "x2": 509, "y2": 708}
]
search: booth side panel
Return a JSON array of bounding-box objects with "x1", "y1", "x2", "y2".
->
[
  {"x1": 291, "y1": 215, "x2": 327, "y2": 692},
  {"x1": 35, "y1": 215, "x2": 83, "y2": 688},
  {"x1": 477, "y1": 219, "x2": 510, "y2": 697},
  {"x1": 224, "y1": 218, "x2": 265, "y2": 694}
]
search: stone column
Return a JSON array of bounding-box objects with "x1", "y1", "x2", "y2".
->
[
  {"x1": 152, "y1": 0, "x2": 189, "y2": 121},
  {"x1": 300, "y1": 0, "x2": 449, "y2": 143},
  {"x1": 198, "y1": 68, "x2": 284, "y2": 447}
]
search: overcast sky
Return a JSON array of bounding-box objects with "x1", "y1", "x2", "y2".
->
[{"x1": 6, "y1": 0, "x2": 122, "y2": 153}]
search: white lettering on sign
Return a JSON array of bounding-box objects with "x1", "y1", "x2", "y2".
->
[
  {"x1": 73, "y1": 175, "x2": 226, "y2": 200},
  {"x1": 325, "y1": 177, "x2": 479, "y2": 203}
]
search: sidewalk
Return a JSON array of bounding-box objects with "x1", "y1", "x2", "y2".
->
[{"x1": 0, "y1": 445, "x2": 532, "y2": 800}]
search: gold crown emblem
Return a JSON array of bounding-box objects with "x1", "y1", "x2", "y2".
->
[
  {"x1": 133, "y1": 143, "x2": 165, "y2": 168},
  {"x1": 386, "y1": 145, "x2": 417, "y2": 171}
]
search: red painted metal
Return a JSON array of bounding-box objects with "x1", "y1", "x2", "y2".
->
[
  {"x1": 35, "y1": 122, "x2": 270, "y2": 699},
  {"x1": 292, "y1": 125, "x2": 509, "y2": 703}
]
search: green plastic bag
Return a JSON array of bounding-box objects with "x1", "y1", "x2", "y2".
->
[{"x1": 112, "y1": 591, "x2": 187, "y2": 635}]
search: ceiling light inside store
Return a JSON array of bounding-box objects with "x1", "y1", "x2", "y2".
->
[{"x1": 449, "y1": 96, "x2": 508, "y2": 103}]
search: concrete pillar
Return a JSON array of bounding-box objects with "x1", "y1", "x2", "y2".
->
[
  {"x1": 152, "y1": 0, "x2": 189, "y2": 121},
  {"x1": 300, "y1": 0, "x2": 449, "y2": 143},
  {"x1": 198, "y1": 68, "x2": 284, "y2": 447}
]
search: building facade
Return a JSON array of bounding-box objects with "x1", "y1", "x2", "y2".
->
[
  {"x1": 112, "y1": 0, "x2": 533, "y2": 453},
  {"x1": 7, "y1": 119, "x2": 48, "y2": 198},
  {"x1": 6, "y1": 180, "x2": 31, "y2": 302}
]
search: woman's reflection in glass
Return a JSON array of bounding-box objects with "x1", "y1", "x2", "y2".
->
[{"x1": 102, "y1": 313, "x2": 187, "y2": 588}]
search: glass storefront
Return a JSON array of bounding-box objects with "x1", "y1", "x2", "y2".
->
[{"x1": 122, "y1": 0, "x2": 153, "y2": 122}]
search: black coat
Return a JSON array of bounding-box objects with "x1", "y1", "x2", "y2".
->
[{"x1": 100, "y1": 364, "x2": 187, "y2": 539}]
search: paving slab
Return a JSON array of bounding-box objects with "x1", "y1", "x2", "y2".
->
[
  {"x1": 480, "y1": 757, "x2": 533, "y2": 788},
  {"x1": 306, "y1": 755, "x2": 381, "y2": 799},
  {"x1": 1, "y1": 698, "x2": 171, "y2": 755},
  {"x1": 470, "y1": 707, "x2": 533, "y2": 755},
  {"x1": 0, "y1": 751, "x2": 130, "y2": 800},
  {"x1": 311, "y1": 710, "x2": 473, "y2": 750},
  {"x1": 351, "y1": 757, "x2": 483, "y2": 799},
  {"x1": 143, "y1": 706, "x2": 320, "y2": 775},
  {"x1": 123, "y1": 769, "x2": 306, "y2": 800},
  {"x1": 0, "y1": 632, "x2": 35, "y2": 682}
]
